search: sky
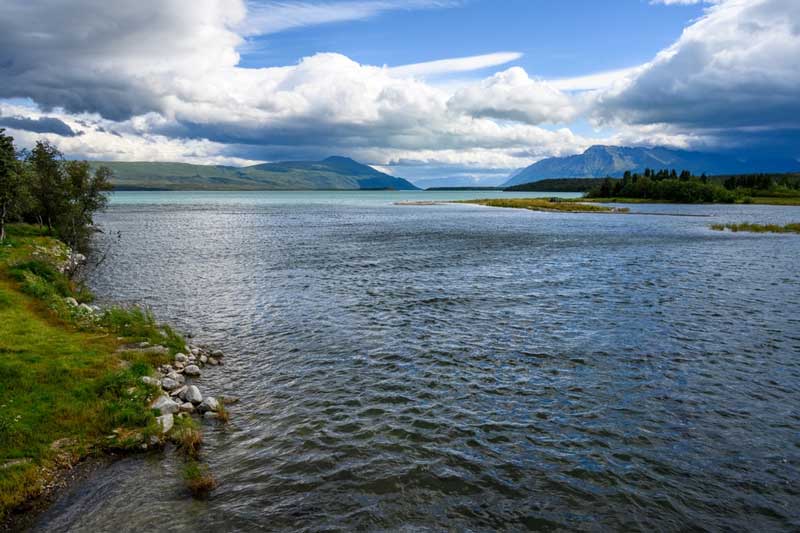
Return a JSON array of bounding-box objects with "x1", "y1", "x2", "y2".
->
[{"x1": 0, "y1": 0, "x2": 798, "y2": 186}]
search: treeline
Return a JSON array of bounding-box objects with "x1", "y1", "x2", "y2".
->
[
  {"x1": 505, "y1": 178, "x2": 610, "y2": 192},
  {"x1": 586, "y1": 169, "x2": 735, "y2": 202},
  {"x1": 0, "y1": 129, "x2": 112, "y2": 249},
  {"x1": 718, "y1": 173, "x2": 800, "y2": 193}
]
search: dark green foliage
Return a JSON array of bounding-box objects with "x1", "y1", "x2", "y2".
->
[
  {"x1": 8, "y1": 260, "x2": 72, "y2": 297},
  {"x1": 0, "y1": 129, "x2": 28, "y2": 242},
  {"x1": 0, "y1": 135, "x2": 113, "y2": 251},
  {"x1": 504, "y1": 178, "x2": 610, "y2": 192},
  {"x1": 586, "y1": 168, "x2": 737, "y2": 203}
]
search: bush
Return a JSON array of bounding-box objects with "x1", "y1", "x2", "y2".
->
[{"x1": 8, "y1": 260, "x2": 72, "y2": 298}]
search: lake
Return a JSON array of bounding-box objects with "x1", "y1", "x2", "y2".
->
[{"x1": 32, "y1": 191, "x2": 800, "y2": 531}]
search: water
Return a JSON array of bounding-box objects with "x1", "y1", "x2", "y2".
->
[{"x1": 33, "y1": 191, "x2": 800, "y2": 531}]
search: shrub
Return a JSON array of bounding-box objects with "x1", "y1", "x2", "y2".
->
[{"x1": 183, "y1": 460, "x2": 217, "y2": 497}]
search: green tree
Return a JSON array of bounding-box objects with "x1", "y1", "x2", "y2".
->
[
  {"x1": 28, "y1": 140, "x2": 66, "y2": 230},
  {"x1": 59, "y1": 160, "x2": 114, "y2": 248},
  {"x1": 0, "y1": 129, "x2": 27, "y2": 242}
]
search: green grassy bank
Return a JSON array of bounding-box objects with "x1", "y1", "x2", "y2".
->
[
  {"x1": 0, "y1": 225, "x2": 184, "y2": 520},
  {"x1": 457, "y1": 198, "x2": 629, "y2": 213}
]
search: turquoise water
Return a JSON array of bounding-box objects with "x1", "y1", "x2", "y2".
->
[{"x1": 107, "y1": 189, "x2": 582, "y2": 205}]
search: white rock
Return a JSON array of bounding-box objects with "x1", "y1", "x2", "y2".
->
[
  {"x1": 170, "y1": 385, "x2": 187, "y2": 398},
  {"x1": 151, "y1": 395, "x2": 180, "y2": 415},
  {"x1": 174, "y1": 362, "x2": 185, "y2": 370},
  {"x1": 191, "y1": 348, "x2": 200, "y2": 355},
  {"x1": 140, "y1": 376, "x2": 160, "y2": 387},
  {"x1": 79, "y1": 303, "x2": 94, "y2": 313},
  {"x1": 199, "y1": 355, "x2": 208, "y2": 364},
  {"x1": 161, "y1": 377, "x2": 180, "y2": 391},
  {"x1": 185, "y1": 385, "x2": 203, "y2": 405},
  {"x1": 207, "y1": 357, "x2": 219, "y2": 366},
  {"x1": 175, "y1": 353, "x2": 188, "y2": 363},
  {"x1": 198, "y1": 396, "x2": 219, "y2": 413},
  {"x1": 156, "y1": 413, "x2": 174, "y2": 434},
  {"x1": 64, "y1": 297, "x2": 79, "y2": 307},
  {"x1": 179, "y1": 402, "x2": 195, "y2": 413},
  {"x1": 184, "y1": 365, "x2": 201, "y2": 377}
]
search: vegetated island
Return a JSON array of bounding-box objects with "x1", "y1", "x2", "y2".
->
[
  {"x1": 455, "y1": 198, "x2": 629, "y2": 213},
  {"x1": 710, "y1": 222, "x2": 800, "y2": 234},
  {"x1": 0, "y1": 130, "x2": 227, "y2": 524}
]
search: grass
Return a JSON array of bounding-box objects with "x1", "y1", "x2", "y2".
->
[
  {"x1": 0, "y1": 224, "x2": 184, "y2": 520},
  {"x1": 457, "y1": 198, "x2": 629, "y2": 213},
  {"x1": 183, "y1": 460, "x2": 217, "y2": 497},
  {"x1": 710, "y1": 222, "x2": 800, "y2": 234},
  {"x1": 170, "y1": 416, "x2": 203, "y2": 459}
]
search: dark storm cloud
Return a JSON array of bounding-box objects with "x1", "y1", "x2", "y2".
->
[{"x1": 0, "y1": 115, "x2": 78, "y2": 136}]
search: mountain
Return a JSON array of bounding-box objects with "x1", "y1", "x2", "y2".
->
[
  {"x1": 502, "y1": 145, "x2": 800, "y2": 187},
  {"x1": 95, "y1": 156, "x2": 418, "y2": 190}
]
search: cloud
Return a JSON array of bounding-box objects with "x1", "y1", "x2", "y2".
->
[
  {"x1": 388, "y1": 52, "x2": 523, "y2": 78},
  {"x1": 1, "y1": 0, "x2": 796, "y2": 178},
  {"x1": 242, "y1": 0, "x2": 458, "y2": 35},
  {"x1": 0, "y1": 114, "x2": 78, "y2": 137},
  {"x1": 594, "y1": 0, "x2": 800, "y2": 134},
  {"x1": 448, "y1": 67, "x2": 579, "y2": 125}
]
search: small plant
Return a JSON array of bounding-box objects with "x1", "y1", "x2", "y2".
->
[
  {"x1": 171, "y1": 416, "x2": 203, "y2": 459},
  {"x1": 710, "y1": 222, "x2": 800, "y2": 234},
  {"x1": 183, "y1": 460, "x2": 217, "y2": 497},
  {"x1": 216, "y1": 399, "x2": 230, "y2": 424}
]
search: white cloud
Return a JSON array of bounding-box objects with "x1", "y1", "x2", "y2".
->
[
  {"x1": 1, "y1": 0, "x2": 797, "y2": 176},
  {"x1": 242, "y1": 0, "x2": 458, "y2": 35},
  {"x1": 448, "y1": 67, "x2": 579, "y2": 125},
  {"x1": 388, "y1": 52, "x2": 523, "y2": 78},
  {"x1": 595, "y1": 0, "x2": 800, "y2": 131}
]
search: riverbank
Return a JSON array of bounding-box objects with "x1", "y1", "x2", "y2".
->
[
  {"x1": 0, "y1": 224, "x2": 224, "y2": 524},
  {"x1": 584, "y1": 196, "x2": 800, "y2": 206}
]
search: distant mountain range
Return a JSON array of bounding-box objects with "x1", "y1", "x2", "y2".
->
[
  {"x1": 95, "y1": 156, "x2": 418, "y2": 190},
  {"x1": 503, "y1": 145, "x2": 800, "y2": 187}
]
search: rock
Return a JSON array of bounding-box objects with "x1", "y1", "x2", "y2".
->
[
  {"x1": 79, "y1": 303, "x2": 94, "y2": 314},
  {"x1": 174, "y1": 362, "x2": 185, "y2": 370},
  {"x1": 199, "y1": 355, "x2": 208, "y2": 364},
  {"x1": 203, "y1": 412, "x2": 219, "y2": 421},
  {"x1": 175, "y1": 353, "x2": 188, "y2": 363},
  {"x1": 184, "y1": 344, "x2": 192, "y2": 353},
  {"x1": 91, "y1": 305, "x2": 101, "y2": 312},
  {"x1": 207, "y1": 357, "x2": 219, "y2": 366},
  {"x1": 161, "y1": 377, "x2": 180, "y2": 391},
  {"x1": 156, "y1": 413, "x2": 174, "y2": 434},
  {"x1": 198, "y1": 396, "x2": 219, "y2": 413},
  {"x1": 64, "y1": 297, "x2": 79, "y2": 307},
  {"x1": 151, "y1": 395, "x2": 180, "y2": 415},
  {"x1": 141, "y1": 376, "x2": 161, "y2": 387},
  {"x1": 166, "y1": 371, "x2": 185, "y2": 385},
  {"x1": 179, "y1": 402, "x2": 195, "y2": 413},
  {"x1": 184, "y1": 365, "x2": 201, "y2": 377},
  {"x1": 185, "y1": 385, "x2": 203, "y2": 405},
  {"x1": 171, "y1": 385, "x2": 188, "y2": 398},
  {"x1": 211, "y1": 350, "x2": 224, "y2": 358},
  {"x1": 141, "y1": 345, "x2": 168, "y2": 356},
  {"x1": 191, "y1": 347, "x2": 200, "y2": 355}
]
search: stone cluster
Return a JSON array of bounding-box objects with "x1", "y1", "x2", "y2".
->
[{"x1": 143, "y1": 343, "x2": 227, "y2": 434}]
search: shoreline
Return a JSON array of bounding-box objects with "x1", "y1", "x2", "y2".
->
[{"x1": 0, "y1": 225, "x2": 229, "y2": 525}]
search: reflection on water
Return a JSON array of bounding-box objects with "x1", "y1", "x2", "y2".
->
[{"x1": 34, "y1": 192, "x2": 800, "y2": 532}]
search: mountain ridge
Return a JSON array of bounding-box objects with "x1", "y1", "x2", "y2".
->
[
  {"x1": 503, "y1": 145, "x2": 800, "y2": 187},
  {"x1": 93, "y1": 157, "x2": 419, "y2": 191}
]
